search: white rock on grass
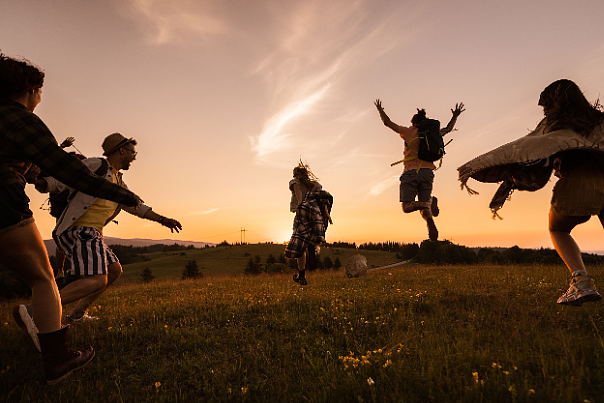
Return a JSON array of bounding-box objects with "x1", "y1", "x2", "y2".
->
[{"x1": 345, "y1": 254, "x2": 367, "y2": 278}]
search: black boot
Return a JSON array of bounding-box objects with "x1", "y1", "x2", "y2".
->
[{"x1": 37, "y1": 325, "x2": 95, "y2": 385}]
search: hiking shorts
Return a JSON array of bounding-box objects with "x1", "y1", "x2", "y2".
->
[
  {"x1": 399, "y1": 168, "x2": 434, "y2": 203},
  {"x1": 56, "y1": 226, "x2": 119, "y2": 276},
  {"x1": 0, "y1": 183, "x2": 34, "y2": 235}
]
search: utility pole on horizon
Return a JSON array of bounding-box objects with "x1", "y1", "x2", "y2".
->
[{"x1": 241, "y1": 227, "x2": 247, "y2": 244}]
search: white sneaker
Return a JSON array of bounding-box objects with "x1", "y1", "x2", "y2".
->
[
  {"x1": 67, "y1": 312, "x2": 100, "y2": 324},
  {"x1": 12, "y1": 305, "x2": 41, "y2": 352},
  {"x1": 557, "y1": 276, "x2": 602, "y2": 306}
]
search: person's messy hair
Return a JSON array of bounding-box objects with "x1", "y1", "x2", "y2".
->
[
  {"x1": 0, "y1": 52, "x2": 45, "y2": 100},
  {"x1": 539, "y1": 79, "x2": 604, "y2": 135},
  {"x1": 411, "y1": 108, "x2": 427, "y2": 126},
  {"x1": 293, "y1": 159, "x2": 319, "y2": 189}
]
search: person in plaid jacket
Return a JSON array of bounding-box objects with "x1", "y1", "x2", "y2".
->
[
  {"x1": 0, "y1": 52, "x2": 140, "y2": 384},
  {"x1": 285, "y1": 161, "x2": 332, "y2": 285}
]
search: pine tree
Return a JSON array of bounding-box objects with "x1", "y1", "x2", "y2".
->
[
  {"x1": 244, "y1": 256, "x2": 262, "y2": 275},
  {"x1": 141, "y1": 267, "x2": 155, "y2": 283},
  {"x1": 333, "y1": 257, "x2": 342, "y2": 271},
  {"x1": 181, "y1": 260, "x2": 202, "y2": 280}
]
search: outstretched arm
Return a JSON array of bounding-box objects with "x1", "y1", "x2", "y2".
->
[
  {"x1": 375, "y1": 99, "x2": 401, "y2": 133},
  {"x1": 143, "y1": 210, "x2": 183, "y2": 233},
  {"x1": 440, "y1": 102, "x2": 465, "y2": 136}
]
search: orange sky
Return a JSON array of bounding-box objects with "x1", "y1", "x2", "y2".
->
[{"x1": 2, "y1": 0, "x2": 604, "y2": 250}]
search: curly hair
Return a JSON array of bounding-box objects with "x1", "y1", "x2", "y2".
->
[
  {"x1": 293, "y1": 159, "x2": 319, "y2": 189},
  {"x1": 411, "y1": 108, "x2": 427, "y2": 126},
  {"x1": 538, "y1": 79, "x2": 604, "y2": 135},
  {"x1": 0, "y1": 52, "x2": 45, "y2": 100}
]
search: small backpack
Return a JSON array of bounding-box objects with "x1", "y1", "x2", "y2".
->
[
  {"x1": 415, "y1": 119, "x2": 444, "y2": 162},
  {"x1": 45, "y1": 158, "x2": 109, "y2": 218}
]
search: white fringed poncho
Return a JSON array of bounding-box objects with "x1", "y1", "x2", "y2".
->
[{"x1": 458, "y1": 120, "x2": 604, "y2": 217}]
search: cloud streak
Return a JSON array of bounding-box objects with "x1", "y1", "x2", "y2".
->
[
  {"x1": 251, "y1": 82, "x2": 332, "y2": 159},
  {"x1": 126, "y1": 0, "x2": 228, "y2": 45},
  {"x1": 366, "y1": 174, "x2": 399, "y2": 199},
  {"x1": 189, "y1": 207, "x2": 231, "y2": 216},
  {"x1": 248, "y1": 1, "x2": 419, "y2": 164}
]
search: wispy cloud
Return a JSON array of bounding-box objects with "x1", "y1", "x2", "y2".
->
[
  {"x1": 189, "y1": 206, "x2": 231, "y2": 216},
  {"x1": 366, "y1": 174, "x2": 399, "y2": 199},
  {"x1": 126, "y1": 0, "x2": 228, "y2": 45},
  {"x1": 248, "y1": 1, "x2": 420, "y2": 164},
  {"x1": 251, "y1": 83, "x2": 332, "y2": 159}
]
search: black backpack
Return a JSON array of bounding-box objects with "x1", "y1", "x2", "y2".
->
[
  {"x1": 415, "y1": 119, "x2": 444, "y2": 162},
  {"x1": 46, "y1": 158, "x2": 109, "y2": 218}
]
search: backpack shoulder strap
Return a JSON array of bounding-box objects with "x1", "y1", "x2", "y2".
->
[{"x1": 94, "y1": 158, "x2": 109, "y2": 177}]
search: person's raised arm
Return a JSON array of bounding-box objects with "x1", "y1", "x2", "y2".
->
[
  {"x1": 375, "y1": 99, "x2": 402, "y2": 133},
  {"x1": 440, "y1": 102, "x2": 465, "y2": 136}
]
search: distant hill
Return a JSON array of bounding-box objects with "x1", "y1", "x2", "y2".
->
[{"x1": 43, "y1": 237, "x2": 214, "y2": 255}]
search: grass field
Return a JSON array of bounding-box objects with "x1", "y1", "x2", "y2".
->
[{"x1": 1, "y1": 245, "x2": 603, "y2": 402}]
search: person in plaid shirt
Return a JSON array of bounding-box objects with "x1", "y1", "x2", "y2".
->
[
  {"x1": 0, "y1": 52, "x2": 141, "y2": 385},
  {"x1": 284, "y1": 161, "x2": 332, "y2": 285}
]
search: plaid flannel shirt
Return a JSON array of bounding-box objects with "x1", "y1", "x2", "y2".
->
[{"x1": 0, "y1": 100, "x2": 139, "y2": 206}]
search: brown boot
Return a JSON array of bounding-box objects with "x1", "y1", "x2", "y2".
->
[{"x1": 37, "y1": 325, "x2": 95, "y2": 385}]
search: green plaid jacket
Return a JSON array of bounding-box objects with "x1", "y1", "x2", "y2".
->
[{"x1": 0, "y1": 100, "x2": 139, "y2": 207}]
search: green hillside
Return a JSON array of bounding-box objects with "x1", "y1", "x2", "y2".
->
[{"x1": 116, "y1": 243, "x2": 401, "y2": 284}]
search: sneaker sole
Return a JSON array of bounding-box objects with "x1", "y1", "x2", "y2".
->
[
  {"x1": 558, "y1": 292, "x2": 602, "y2": 306},
  {"x1": 12, "y1": 305, "x2": 41, "y2": 352},
  {"x1": 431, "y1": 197, "x2": 440, "y2": 217},
  {"x1": 427, "y1": 217, "x2": 438, "y2": 241}
]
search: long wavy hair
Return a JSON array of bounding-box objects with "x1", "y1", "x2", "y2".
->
[
  {"x1": 538, "y1": 79, "x2": 604, "y2": 135},
  {"x1": 0, "y1": 52, "x2": 45, "y2": 100},
  {"x1": 293, "y1": 160, "x2": 319, "y2": 190}
]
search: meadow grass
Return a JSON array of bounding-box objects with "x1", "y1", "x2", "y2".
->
[{"x1": 1, "y1": 260, "x2": 604, "y2": 402}]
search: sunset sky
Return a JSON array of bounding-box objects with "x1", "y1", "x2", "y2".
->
[{"x1": 2, "y1": 0, "x2": 604, "y2": 250}]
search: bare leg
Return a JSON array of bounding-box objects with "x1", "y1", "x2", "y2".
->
[
  {"x1": 55, "y1": 246, "x2": 66, "y2": 278},
  {"x1": 549, "y1": 209, "x2": 590, "y2": 274},
  {"x1": 420, "y1": 208, "x2": 438, "y2": 241},
  {"x1": 402, "y1": 201, "x2": 430, "y2": 214},
  {"x1": 71, "y1": 262, "x2": 121, "y2": 313},
  {"x1": 0, "y1": 221, "x2": 61, "y2": 333},
  {"x1": 404, "y1": 201, "x2": 438, "y2": 241},
  {"x1": 296, "y1": 252, "x2": 306, "y2": 271},
  {"x1": 59, "y1": 274, "x2": 107, "y2": 306}
]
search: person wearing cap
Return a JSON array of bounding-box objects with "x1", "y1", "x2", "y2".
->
[
  {"x1": 1, "y1": 53, "x2": 141, "y2": 384},
  {"x1": 34, "y1": 132, "x2": 182, "y2": 323}
]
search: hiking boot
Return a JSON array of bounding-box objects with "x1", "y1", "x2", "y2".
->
[
  {"x1": 66, "y1": 312, "x2": 99, "y2": 324},
  {"x1": 430, "y1": 196, "x2": 440, "y2": 217},
  {"x1": 557, "y1": 276, "x2": 602, "y2": 306},
  {"x1": 12, "y1": 305, "x2": 41, "y2": 352},
  {"x1": 38, "y1": 325, "x2": 95, "y2": 385},
  {"x1": 293, "y1": 273, "x2": 308, "y2": 286},
  {"x1": 426, "y1": 216, "x2": 438, "y2": 241}
]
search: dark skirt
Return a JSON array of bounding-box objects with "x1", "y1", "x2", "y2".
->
[{"x1": 551, "y1": 160, "x2": 604, "y2": 216}]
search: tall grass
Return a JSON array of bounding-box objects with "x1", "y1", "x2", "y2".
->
[{"x1": 1, "y1": 262, "x2": 603, "y2": 402}]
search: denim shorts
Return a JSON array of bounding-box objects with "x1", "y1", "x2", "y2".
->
[
  {"x1": 0, "y1": 183, "x2": 34, "y2": 234},
  {"x1": 399, "y1": 168, "x2": 434, "y2": 202}
]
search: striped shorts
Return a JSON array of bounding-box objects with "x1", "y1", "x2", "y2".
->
[{"x1": 56, "y1": 226, "x2": 118, "y2": 276}]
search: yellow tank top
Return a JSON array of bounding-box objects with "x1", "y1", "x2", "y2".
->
[{"x1": 72, "y1": 169, "x2": 122, "y2": 233}]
